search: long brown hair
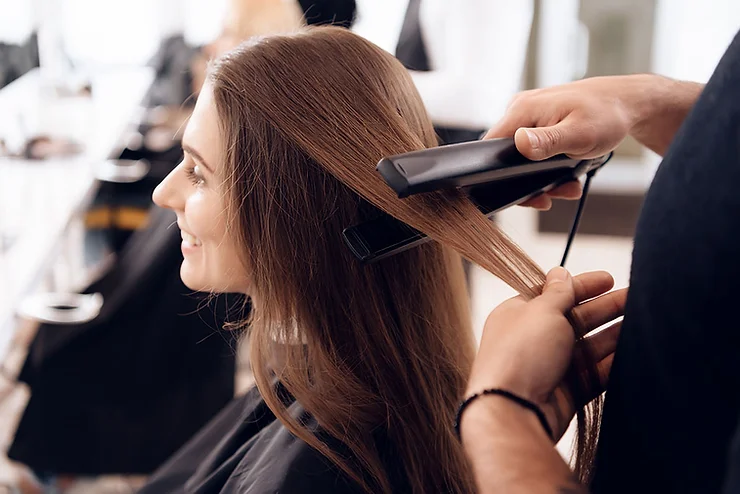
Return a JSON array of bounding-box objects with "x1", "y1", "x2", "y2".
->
[{"x1": 208, "y1": 26, "x2": 599, "y2": 492}]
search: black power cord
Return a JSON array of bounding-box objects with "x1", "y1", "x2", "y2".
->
[{"x1": 560, "y1": 168, "x2": 598, "y2": 267}]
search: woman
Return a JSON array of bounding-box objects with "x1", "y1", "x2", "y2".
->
[{"x1": 140, "y1": 26, "x2": 596, "y2": 493}]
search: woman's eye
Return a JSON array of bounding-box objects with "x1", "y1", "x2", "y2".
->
[{"x1": 186, "y1": 164, "x2": 205, "y2": 186}]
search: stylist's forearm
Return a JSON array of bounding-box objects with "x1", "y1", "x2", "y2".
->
[
  {"x1": 627, "y1": 75, "x2": 704, "y2": 157},
  {"x1": 461, "y1": 397, "x2": 587, "y2": 494}
]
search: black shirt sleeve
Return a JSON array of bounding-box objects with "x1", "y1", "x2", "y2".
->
[
  {"x1": 724, "y1": 417, "x2": 740, "y2": 494},
  {"x1": 591, "y1": 28, "x2": 740, "y2": 494}
]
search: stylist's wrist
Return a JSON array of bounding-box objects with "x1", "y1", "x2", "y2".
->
[
  {"x1": 460, "y1": 394, "x2": 552, "y2": 445},
  {"x1": 466, "y1": 367, "x2": 543, "y2": 407},
  {"x1": 625, "y1": 74, "x2": 703, "y2": 155},
  {"x1": 618, "y1": 74, "x2": 665, "y2": 129},
  {"x1": 465, "y1": 315, "x2": 558, "y2": 409}
]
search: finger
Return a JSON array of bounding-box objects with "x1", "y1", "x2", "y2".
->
[
  {"x1": 570, "y1": 352, "x2": 615, "y2": 409},
  {"x1": 519, "y1": 182, "x2": 581, "y2": 209},
  {"x1": 537, "y1": 267, "x2": 576, "y2": 312},
  {"x1": 580, "y1": 320, "x2": 622, "y2": 362},
  {"x1": 547, "y1": 180, "x2": 583, "y2": 200},
  {"x1": 484, "y1": 112, "x2": 534, "y2": 140},
  {"x1": 571, "y1": 271, "x2": 615, "y2": 304},
  {"x1": 566, "y1": 346, "x2": 617, "y2": 409},
  {"x1": 484, "y1": 124, "x2": 509, "y2": 140},
  {"x1": 514, "y1": 119, "x2": 594, "y2": 161},
  {"x1": 573, "y1": 288, "x2": 627, "y2": 331},
  {"x1": 597, "y1": 353, "x2": 615, "y2": 389},
  {"x1": 519, "y1": 194, "x2": 553, "y2": 210}
]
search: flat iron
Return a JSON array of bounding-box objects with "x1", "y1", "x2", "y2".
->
[{"x1": 342, "y1": 137, "x2": 611, "y2": 264}]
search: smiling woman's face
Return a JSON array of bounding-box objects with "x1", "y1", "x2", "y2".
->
[{"x1": 152, "y1": 83, "x2": 249, "y2": 294}]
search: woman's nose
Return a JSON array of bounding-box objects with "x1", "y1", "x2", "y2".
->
[{"x1": 152, "y1": 164, "x2": 185, "y2": 211}]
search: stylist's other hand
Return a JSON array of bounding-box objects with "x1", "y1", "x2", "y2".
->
[
  {"x1": 466, "y1": 267, "x2": 627, "y2": 441},
  {"x1": 486, "y1": 76, "x2": 636, "y2": 209}
]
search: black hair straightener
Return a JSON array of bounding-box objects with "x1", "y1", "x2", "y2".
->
[{"x1": 342, "y1": 137, "x2": 612, "y2": 265}]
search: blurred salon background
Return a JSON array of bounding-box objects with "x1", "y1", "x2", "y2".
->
[{"x1": 0, "y1": 0, "x2": 738, "y2": 491}]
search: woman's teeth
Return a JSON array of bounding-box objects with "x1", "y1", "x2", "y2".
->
[{"x1": 181, "y1": 231, "x2": 202, "y2": 246}]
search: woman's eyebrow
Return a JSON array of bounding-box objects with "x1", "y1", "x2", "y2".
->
[{"x1": 182, "y1": 143, "x2": 214, "y2": 173}]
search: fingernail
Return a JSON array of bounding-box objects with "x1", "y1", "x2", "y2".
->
[
  {"x1": 547, "y1": 267, "x2": 569, "y2": 285},
  {"x1": 525, "y1": 129, "x2": 540, "y2": 150}
]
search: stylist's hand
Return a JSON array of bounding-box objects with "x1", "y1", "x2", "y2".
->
[
  {"x1": 486, "y1": 76, "x2": 637, "y2": 209},
  {"x1": 466, "y1": 267, "x2": 627, "y2": 441}
]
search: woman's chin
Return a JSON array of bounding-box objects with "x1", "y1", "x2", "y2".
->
[
  {"x1": 179, "y1": 263, "x2": 249, "y2": 294},
  {"x1": 180, "y1": 264, "x2": 208, "y2": 292}
]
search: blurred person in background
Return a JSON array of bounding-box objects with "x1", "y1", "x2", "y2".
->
[
  {"x1": 297, "y1": 0, "x2": 356, "y2": 27},
  {"x1": 392, "y1": 0, "x2": 534, "y2": 145},
  {"x1": 0, "y1": 32, "x2": 38, "y2": 90}
]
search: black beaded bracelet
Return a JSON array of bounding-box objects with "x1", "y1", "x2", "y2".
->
[{"x1": 454, "y1": 388, "x2": 554, "y2": 441}]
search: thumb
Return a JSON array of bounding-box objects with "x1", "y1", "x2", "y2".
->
[
  {"x1": 538, "y1": 267, "x2": 576, "y2": 313},
  {"x1": 514, "y1": 123, "x2": 577, "y2": 161}
]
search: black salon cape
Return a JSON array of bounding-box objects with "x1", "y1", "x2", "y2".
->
[{"x1": 138, "y1": 384, "x2": 409, "y2": 494}]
